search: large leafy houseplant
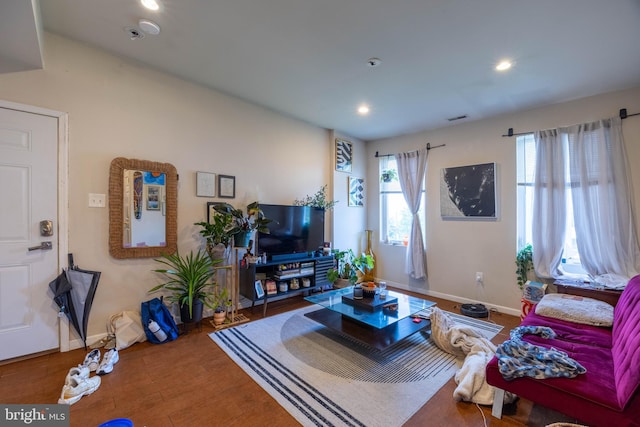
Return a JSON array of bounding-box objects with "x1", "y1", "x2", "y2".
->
[
  {"x1": 327, "y1": 249, "x2": 375, "y2": 285},
  {"x1": 150, "y1": 250, "x2": 217, "y2": 321},
  {"x1": 194, "y1": 211, "x2": 234, "y2": 262},
  {"x1": 213, "y1": 201, "x2": 271, "y2": 235}
]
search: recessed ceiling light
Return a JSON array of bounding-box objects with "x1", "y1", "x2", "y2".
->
[
  {"x1": 139, "y1": 19, "x2": 161, "y2": 35},
  {"x1": 141, "y1": 0, "x2": 159, "y2": 11},
  {"x1": 357, "y1": 105, "x2": 370, "y2": 115},
  {"x1": 495, "y1": 60, "x2": 512, "y2": 71}
]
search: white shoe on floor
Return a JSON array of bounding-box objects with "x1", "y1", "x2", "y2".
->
[
  {"x1": 58, "y1": 375, "x2": 101, "y2": 405},
  {"x1": 96, "y1": 348, "x2": 119, "y2": 375},
  {"x1": 81, "y1": 349, "x2": 101, "y2": 372},
  {"x1": 64, "y1": 365, "x2": 90, "y2": 385}
]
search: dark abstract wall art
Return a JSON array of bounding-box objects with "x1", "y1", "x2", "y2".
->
[
  {"x1": 335, "y1": 138, "x2": 353, "y2": 172},
  {"x1": 440, "y1": 162, "x2": 497, "y2": 219}
]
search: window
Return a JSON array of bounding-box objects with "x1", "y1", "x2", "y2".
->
[
  {"x1": 379, "y1": 157, "x2": 425, "y2": 245},
  {"x1": 516, "y1": 134, "x2": 587, "y2": 276}
]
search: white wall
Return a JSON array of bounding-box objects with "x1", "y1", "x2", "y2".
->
[
  {"x1": 368, "y1": 87, "x2": 640, "y2": 315},
  {"x1": 0, "y1": 33, "x2": 333, "y2": 347}
]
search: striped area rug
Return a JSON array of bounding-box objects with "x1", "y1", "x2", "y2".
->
[{"x1": 210, "y1": 305, "x2": 502, "y2": 427}]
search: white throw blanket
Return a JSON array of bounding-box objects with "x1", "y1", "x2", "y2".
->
[{"x1": 430, "y1": 307, "x2": 515, "y2": 405}]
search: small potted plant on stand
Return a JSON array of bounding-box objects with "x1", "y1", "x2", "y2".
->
[
  {"x1": 194, "y1": 211, "x2": 234, "y2": 264},
  {"x1": 213, "y1": 201, "x2": 272, "y2": 248},
  {"x1": 211, "y1": 286, "x2": 230, "y2": 326},
  {"x1": 150, "y1": 250, "x2": 217, "y2": 324}
]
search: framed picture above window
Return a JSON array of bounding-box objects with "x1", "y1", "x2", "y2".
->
[
  {"x1": 335, "y1": 138, "x2": 353, "y2": 172},
  {"x1": 218, "y1": 174, "x2": 235, "y2": 199},
  {"x1": 440, "y1": 162, "x2": 497, "y2": 220},
  {"x1": 348, "y1": 176, "x2": 364, "y2": 207}
]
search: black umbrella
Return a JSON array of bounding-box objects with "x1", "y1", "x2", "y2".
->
[{"x1": 49, "y1": 254, "x2": 100, "y2": 349}]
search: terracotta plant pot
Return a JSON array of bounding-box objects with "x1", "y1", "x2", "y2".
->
[{"x1": 213, "y1": 310, "x2": 226, "y2": 326}]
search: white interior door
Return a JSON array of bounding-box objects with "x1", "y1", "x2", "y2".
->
[{"x1": 0, "y1": 106, "x2": 60, "y2": 361}]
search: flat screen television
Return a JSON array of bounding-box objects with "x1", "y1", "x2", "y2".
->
[{"x1": 257, "y1": 204, "x2": 324, "y2": 260}]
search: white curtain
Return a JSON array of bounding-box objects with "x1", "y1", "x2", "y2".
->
[
  {"x1": 532, "y1": 117, "x2": 639, "y2": 280},
  {"x1": 532, "y1": 129, "x2": 567, "y2": 278},
  {"x1": 568, "y1": 117, "x2": 639, "y2": 278},
  {"x1": 395, "y1": 147, "x2": 428, "y2": 279}
]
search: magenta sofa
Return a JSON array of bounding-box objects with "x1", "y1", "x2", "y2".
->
[{"x1": 486, "y1": 274, "x2": 640, "y2": 427}]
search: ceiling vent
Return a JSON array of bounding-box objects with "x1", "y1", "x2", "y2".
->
[
  {"x1": 366, "y1": 58, "x2": 382, "y2": 68},
  {"x1": 125, "y1": 27, "x2": 145, "y2": 40}
]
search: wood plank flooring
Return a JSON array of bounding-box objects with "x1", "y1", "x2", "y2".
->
[{"x1": 0, "y1": 291, "x2": 580, "y2": 426}]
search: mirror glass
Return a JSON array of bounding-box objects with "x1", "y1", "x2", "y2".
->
[{"x1": 109, "y1": 157, "x2": 177, "y2": 259}]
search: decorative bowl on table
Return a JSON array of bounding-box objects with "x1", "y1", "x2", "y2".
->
[{"x1": 361, "y1": 282, "x2": 377, "y2": 298}]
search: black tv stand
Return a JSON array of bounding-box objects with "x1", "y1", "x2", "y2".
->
[
  {"x1": 270, "y1": 252, "x2": 315, "y2": 263},
  {"x1": 239, "y1": 253, "x2": 334, "y2": 316}
]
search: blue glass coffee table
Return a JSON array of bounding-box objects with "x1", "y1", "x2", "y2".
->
[{"x1": 304, "y1": 287, "x2": 436, "y2": 350}]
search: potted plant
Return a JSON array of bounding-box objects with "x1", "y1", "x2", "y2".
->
[
  {"x1": 194, "y1": 211, "x2": 234, "y2": 263},
  {"x1": 327, "y1": 249, "x2": 375, "y2": 288},
  {"x1": 210, "y1": 285, "x2": 231, "y2": 325},
  {"x1": 516, "y1": 243, "x2": 534, "y2": 291},
  {"x1": 213, "y1": 201, "x2": 272, "y2": 248},
  {"x1": 293, "y1": 185, "x2": 338, "y2": 210},
  {"x1": 150, "y1": 250, "x2": 217, "y2": 323},
  {"x1": 380, "y1": 169, "x2": 398, "y2": 183}
]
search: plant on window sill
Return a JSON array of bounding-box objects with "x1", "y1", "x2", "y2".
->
[
  {"x1": 516, "y1": 244, "x2": 534, "y2": 291},
  {"x1": 380, "y1": 169, "x2": 398, "y2": 183}
]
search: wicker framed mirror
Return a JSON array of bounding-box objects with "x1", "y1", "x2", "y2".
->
[{"x1": 109, "y1": 157, "x2": 178, "y2": 259}]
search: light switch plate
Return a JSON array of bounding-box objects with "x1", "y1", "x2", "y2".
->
[{"x1": 89, "y1": 193, "x2": 106, "y2": 208}]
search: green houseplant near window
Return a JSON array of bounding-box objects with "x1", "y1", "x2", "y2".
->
[
  {"x1": 516, "y1": 243, "x2": 534, "y2": 291},
  {"x1": 150, "y1": 250, "x2": 218, "y2": 323}
]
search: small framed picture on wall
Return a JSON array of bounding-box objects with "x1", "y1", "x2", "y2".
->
[
  {"x1": 218, "y1": 174, "x2": 236, "y2": 199},
  {"x1": 196, "y1": 171, "x2": 216, "y2": 197}
]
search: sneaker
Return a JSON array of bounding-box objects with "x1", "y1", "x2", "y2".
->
[
  {"x1": 64, "y1": 365, "x2": 90, "y2": 385},
  {"x1": 96, "y1": 348, "x2": 119, "y2": 375},
  {"x1": 81, "y1": 349, "x2": 101, "y2": 372},
  {"x1": 58, "y1": 375, "x2": 101, "y2": 405}
]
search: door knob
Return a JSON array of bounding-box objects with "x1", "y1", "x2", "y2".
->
[
  {"x1": 28, "y1": 241, "x2": 53, "y2": 251},
  {"x1": 40, "y1": 220, "x2": 54, "y2": 236}
]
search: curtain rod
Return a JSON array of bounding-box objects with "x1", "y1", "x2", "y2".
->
[
  {"x1": 501, "y1": 108, "x2": 639, "y2": 137},
  {"x1": 374, "y1": 142, "x2": 445, "y2": 158}
]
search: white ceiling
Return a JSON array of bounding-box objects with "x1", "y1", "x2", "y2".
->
[{"x1": 4, "y1": 0, "x2": 640, "y2": 141}]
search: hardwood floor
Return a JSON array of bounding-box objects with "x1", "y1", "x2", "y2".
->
[{"x1": 0, "y1": 291, "x2": 578, "y2": 426}]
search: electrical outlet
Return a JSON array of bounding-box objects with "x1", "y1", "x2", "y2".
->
[
  {"x1": 88, "y1": 193, "x2": 106, "y2": 208},
  {"x1": 475, "y1": 272, "x2": 484, "y2": 285}
]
